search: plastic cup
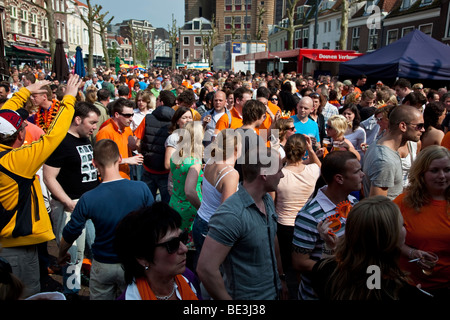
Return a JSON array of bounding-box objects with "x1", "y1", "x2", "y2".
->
[{"x1": 419, "y1": 251, "x2": 439, "y2": 276}]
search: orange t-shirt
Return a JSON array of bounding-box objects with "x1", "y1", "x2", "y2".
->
[
  {"x1": 96, "y1": 120, "x2": 133, "y2": 179},
  {"x1": 441, "y1": 131, "x2": 450, "y2": 150},
  {"x1": 214, "y1": 107, "x2": 244, "y2": 135},
  {"x1": 259, "y1": 101, "x2": 281, "y2": 131},
  {"x1": 24, "y1": 121, "x2": 45, "y2": 145},
  {"x1": 393, "y1": 193, "x2": 450, "y2": 290},
  {"x1": 128, "y1": 79, "x2": 135, "y2": 99}
]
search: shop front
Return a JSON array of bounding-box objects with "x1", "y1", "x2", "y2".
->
[
  {"x1": 6, "y1": 35, "x2": 51, "y2": 69},
  {"x1": 235, "y1": 48, "x2": 363, "y2": 76}
]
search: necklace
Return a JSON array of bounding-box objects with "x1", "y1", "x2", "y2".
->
[
  {"x1": 36, "y1": 100, "x2": 61, "y2": 133},
  {"x1": 155, "y1": 281, "x2": 176, "y2": 300}
]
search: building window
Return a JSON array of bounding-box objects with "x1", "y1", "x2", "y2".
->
[
  {"x1": 193, "y1": 20, "x2": 200, "y2": 30},
  {"x1": 234, "y1": 16, "x2": 242, "y2": 29},
  {"x1": 335, "y1": 41, "x2": 340, "y2": 50},
  {"x1": 235, "y1": 0, "x2": 242, "y2": 10},
  {"x1": 61, "y1": 22, "x2": 66, "y2": 41},
  {"x1": 42, "y1": 17, "x2": 49, "y2": 41},
  {"x1": 225, "y1": 16, "x2": 232, "y2": 29},
  {"x1": 21, "y1": 9, "x2": 29, "y2": 35},
  {"x1": 183, "y1": 36, "x2": 189, "y2": 45},
  {"x1": 419, "y1": 23, "x2": 432, "y2": 36},
  {"x1": 352, "y1": 27, "x2": 360, "y2": 51},
  {"x1": 10, "y1": 7, "x2": 18, "y2": 33},
  {"x1": 402, "y1": 26, "x2": 414, "y2": 37},
  {"x1": 447, "y1": 5, "x2": 450, "y2": 38},
  {"x1": 77, "y1": 26, "x2": 80, "y2": 44},
  {"x1": 183, "y1": 49, "x2": 189, "y2": 60},
  {"x1": 194, "y1": 49, "x2": 202, "y2": 60},
  {"x1": 303, "y1": 28, "x2": 309, "y2": 47},
  {"x1": 401, "y1": 0, "x2": 412, "y2": 10},
  {"x1": 225, "y1": 0, "x2": 232, "y2": 11},
  {"x1": 224, "y1": 34, "x2": 232, "y2": 41},
  {"x1": 245, "y1": 0, "x2": 251, "y2": 10},
  {"x1": 386, "y1": 29, "x2": 398, "y2": 45},
  {"x1": 368, "y1": 28, "x2": 378, "y2": 51},
  {"x1": 31, "y1": 13, "x2": 38, "y2": 38},
  {"x1": 195, "y1": 36, "x2": 202, "y2": 45},
  {"x1": 83, "y1": 28, "x2": 88, "y2": 45}
]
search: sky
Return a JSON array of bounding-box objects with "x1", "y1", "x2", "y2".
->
[{"x1": 92, "y1": 0, "x2": 185, "y2": 29}]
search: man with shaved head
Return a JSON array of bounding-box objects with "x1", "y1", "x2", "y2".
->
[
  {"x1": 362, "y1": 105, "x2": 424, "y2": 200},
  {"x1": 291, "y1": 96, "x2": 320, "y2": 147}
]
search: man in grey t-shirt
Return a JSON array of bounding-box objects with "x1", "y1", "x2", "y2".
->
[
  {"x1": 197, "y1": 147, "x2": 288, "y2": 300},
  {"x1": 362, "y1": 105, "x2": 424, "y2": 199}
]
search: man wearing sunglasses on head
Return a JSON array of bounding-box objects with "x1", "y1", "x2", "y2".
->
[
  {"x1": 363, "y1": 105, "x2": 425, "y2": 200},
  {"x1": 57, "y1": 139, "x2": 154, "y2": 300},
  {"x1": 96, "y1": 98, "x2": 144, "y2": 179}
]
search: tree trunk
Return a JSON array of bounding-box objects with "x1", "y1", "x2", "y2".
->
[
  {"x1": 339, "y1": 0, "x2": 349, "y2": 50},
  {"x1": 44, "y1": 0, "x2": 56, "y2": 63},
  {"x1": 101, "y1": 30, "x2": 110, "y2": 68}
]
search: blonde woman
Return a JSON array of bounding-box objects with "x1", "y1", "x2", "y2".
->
[
  {"x1": 325, "y1": 115, "x2": 360, "y2": 161},
  {"x1": 394, "y1": 145, "x2": 450, "y2": 299},
  {"x1": 168, "y1": 121, "x2": 204, "y2": 244},
  {"x1": 193, "y1": 129, "x2": 241, "y2": 254}
]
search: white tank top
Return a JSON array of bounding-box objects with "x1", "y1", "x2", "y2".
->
[{"x1": 197, "y1": 165, "x2": 235, "y2": 222}]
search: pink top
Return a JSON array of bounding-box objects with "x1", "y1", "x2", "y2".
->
[{"x1": 275, "y1": 164, "x2": 321, "y2": 226}]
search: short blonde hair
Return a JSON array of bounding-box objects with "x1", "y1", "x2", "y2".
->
[{"x1": 328, "y1": 115, "x2": 348, "y2": 139}]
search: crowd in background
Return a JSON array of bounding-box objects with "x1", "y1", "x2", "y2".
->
[{"x1": 0, "y1": 62, "x2": 449, "y2": 301}]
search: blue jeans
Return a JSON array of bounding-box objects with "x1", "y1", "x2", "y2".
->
[
  {"x1": 129, "y1": 164, "x2": 143, "y2": 181},
  {"x1": 192, "y1": 215, "x2": 209, "y2": 254},
  {"x1": 191, "y1": 215, "x2": 209, "y2": 272},
  {"x1": 50, "y1": 199, "x2": 85, "y2": 295},
  {"x1": 142, "y1": 170, "x2": 170, "y2": 203}
]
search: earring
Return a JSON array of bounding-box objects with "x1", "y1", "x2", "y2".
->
[{"x1": 144, "y1": 266, "x2": 149, "y2": 270}]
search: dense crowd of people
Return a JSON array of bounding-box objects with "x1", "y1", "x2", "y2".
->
[{"x1": 0, "y1": 63, "x2": 449, "y2": 301}]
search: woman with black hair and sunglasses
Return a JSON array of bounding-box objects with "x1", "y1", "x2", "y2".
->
[{"x1": 115, "y1": 202, "x2": 200, "y2": 300}]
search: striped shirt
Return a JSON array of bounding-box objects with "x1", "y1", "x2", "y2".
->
[{"x1": 292, "y1": 186, "x2": 358, "y2": 300}]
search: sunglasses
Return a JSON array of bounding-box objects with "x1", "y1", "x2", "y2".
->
[
  {"x1": 406, "y1": 122, "x2": 425, "y2": 131},
  {"x1": 270, "y1": 98, "x2": 278, "y2": 101},
  {"x1": 309, "y1": 93, "x2": 320, "y2": 98},
  {"x1": 119, "y1": 112, "x2": 134, "y2": 118},
  {"x1": 288, "y1": 126, "x2": 296, "y2": 131},
  {"x1": 155, "y1": 230, "x2": 189, "y2": 254}
]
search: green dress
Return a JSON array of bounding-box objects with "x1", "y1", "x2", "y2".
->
[{"x1": 169, "y1": 156, "x2": 203, "y2": 236}]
